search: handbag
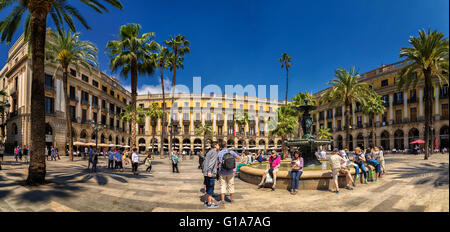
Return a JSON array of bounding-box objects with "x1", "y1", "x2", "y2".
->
[{"x1": 265, "y1": 172, "x2": 273, "y2": 183}]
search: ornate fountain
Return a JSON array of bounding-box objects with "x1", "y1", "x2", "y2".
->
[{"x1": 286, "y1": 98, "x2": 333, "y2": 166}]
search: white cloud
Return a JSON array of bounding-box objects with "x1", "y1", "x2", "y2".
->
[{"x1": 123, "y1": 78, "x2": 190, "y2": 95}]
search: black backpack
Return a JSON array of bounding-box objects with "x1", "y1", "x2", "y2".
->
[{"x1": 222, "y1": 152, "x2": 236, "y2": 171}]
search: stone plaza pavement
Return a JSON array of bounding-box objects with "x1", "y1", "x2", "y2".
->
[{"x1": 0, "y1": 153, "x2": 448, "y2": 212}]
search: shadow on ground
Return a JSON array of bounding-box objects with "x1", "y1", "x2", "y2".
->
[{"x1": 389, "y1": 162, "x2": 449, "y2": 188}]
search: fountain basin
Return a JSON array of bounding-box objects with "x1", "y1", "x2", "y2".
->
[{"x1": 239, "y1": 160, "x2": 375, "y2": 190}]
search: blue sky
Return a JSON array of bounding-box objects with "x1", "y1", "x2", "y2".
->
[{"x1": 0, "y1": 0, "x2": 448, "y2": 100}]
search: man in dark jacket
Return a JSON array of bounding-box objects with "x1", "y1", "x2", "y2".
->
[{"x1": 202, "y1": 142, "x2": 220, "y2": 209}]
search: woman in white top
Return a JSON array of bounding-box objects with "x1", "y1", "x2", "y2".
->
[
  {"x1": 131, "y1": 148, "x2": 139, "y2": 175},
  {"x1": 374, "y1": 147, "x2": 386, "y2": 175}
]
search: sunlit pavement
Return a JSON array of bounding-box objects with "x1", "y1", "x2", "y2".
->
[{"x1": 0, "y1": 153, "x2": 448, "y2": 212}]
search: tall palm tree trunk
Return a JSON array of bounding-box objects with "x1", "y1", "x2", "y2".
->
[
  {"x1": 169, "y1": 49, "x2": 178, "y2": 158},
  {"x1": 285, "y1": 61, "x2": 289, "y2": 106},
  {"x1": 344, "y1": 103, "x2": 351, "y2": 150},
  {"x1": 63, "y1": 67, "x2": 74, "y2": 161},
  {"x1": 424, "y1": 69, "x2": 432, "y2": 160},
  {"x1": 160, "y1": 66, "x2": 166, "y2": 158},
  {"x1": 130, "y1": 61, "x2": 138, "y2": 148},
  {"x1": 27, "y1": 3, "x2": 50, "y2": 185}
]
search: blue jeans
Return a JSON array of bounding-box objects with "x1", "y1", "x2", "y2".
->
[
  {"x1": 350, "y1": 163, "x2": 359, "y2": 175},
  {"x1": 290, "y1": 171, "x2": 303, "y2": 190},
  {"x1": 356, "y1": 163, "x2": 367, "y2": 180}
]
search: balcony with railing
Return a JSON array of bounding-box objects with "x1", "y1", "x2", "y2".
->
[
  {"x1": 69, "y1": 96, "x2": 79, "y2": 102},
  {"x1": 393, "y1": 100, "x2": 403, "y2": 106},
  {"x1": 81, "y1": 99, "x2": 90, "y2": 106},
  {"x1": 45, "y1": 85, "x2": 56, "y2": 93},
  {"x1": 408, "y1": 97, "x2": 417, "y2": 104}
]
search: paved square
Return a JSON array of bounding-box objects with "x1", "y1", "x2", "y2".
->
[{"x1": 0, "y1": 153, "x2": 448, "y2": 212}]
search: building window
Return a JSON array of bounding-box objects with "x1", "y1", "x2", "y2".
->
[
  {"x1": 195, "y1": 113, "x2": 200, "y2": 120},
  {"x1": 102, "y1": 115, "x2": 106, "y2": 125},
  {"x1": 442, "y1": 104, "x2": 449, "y2": 119},
  {"x1": 327, "y1": 122, "x2": 332, "y2": 129},
  {"x1": 395, "y1": 110, "x2": 402, "y2": 123},
  {"x1": 207, "y1": 103, "x2": 211, "y2": 108},
  {"x1": 183, "y1": 113, "x2": 189, "y2": 121},
  {"x1": 229, "y1": 104, "x2": 233, "y2": 109},
  {"x1": 381, "y1": 79, "x2": 388, "y2": 87},
  {"x1": 44, "y1": 74, "x2": 53, "y2": 88},
  {"x1": 70, "y1": 106, "x2": 76, "y2": 121},
  {"x1": 319, "y1": 112, "x2": 324, "y2": 121},
  {"x1": 196, "y1": 102, "x2": 200, "y2": 108},
  {"x1": 110, "y1": 90, "x2": 115, "y2": 96},
  {"x1": 218, "y1": 103, "x2": 222, "y2": 109},
  {"x1": 382, "y1": 95, "x2": 389, "y2": 106},
  {"x1": 92, "y1": 80, "x2": 99, "y2": 88},
  {"x1": 92, "y1": 96, "x2": 98, "y2": 108},
  {"x1": 218, "y1": 126, "x2": 223, "y2": 135},
  {"x1": 70, "y1": 69, "x2": 77, "y2": 76},
  {"x1": 184, "y1": 102, "x2": 189, "y2": 107},
  {"x1": 102, "y1": 85, "x2": 107, "y2": 92},
  {"x1": 410, "y1": 107, "x2": 417, "y2": 122},
  {"x1": 82, "y1": 109, "x2": 87, "y2": 123},
  {"x1": 441, "y1": 85, "x2": 449, "y2": 98},
  {"x1": 357, "y1": 116, "x2": 362, "y2": 128},
  {"x1": 82, "y1": 74, "x2": 89, "y2": 82},
  {"x1": 394, "y1": 92, "x2": 403, "y2": 105},
  {"x1": 93, "y1": 112, "x2": 98, "y2": 123},
  {"x1": 69, "y1": 86, "x2": 76, "y2": 99}
]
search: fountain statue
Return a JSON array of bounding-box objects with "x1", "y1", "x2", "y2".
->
[{"x1": 286, "y1": 98, "x2": 333, "y2": 166}]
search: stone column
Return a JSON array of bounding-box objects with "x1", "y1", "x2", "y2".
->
[
  {"x1": 434, "y1": 87, "x2": 439, "y2": 119},
  {"x1": 404, "y1": 91, "x2": 408, "y2": 120},
  {"x1": 332, "y1": 108, "x2": 336, "y2": 130},
  {"x1": 389, "y1": 94, "x2": 394, "y2": 124}
]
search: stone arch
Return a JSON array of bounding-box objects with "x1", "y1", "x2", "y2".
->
[
  {"x1": 100, "y1": 133, "x2": 106, "y2": 144},
  {"x1": 394, "y1": 129, "x2": 404, "y2": 150},
  {"x1": 440, "y1": 125, "x2": 449, "y2": 149},
  {"x1": 337, "y1": 135, "x2": 343, "y2": 150},
  {"x1": 248, "y1": 139, "x2": 256, "y2": 148},
  {"x1": 408, "y1": 128, "x2": 420, "y2": 149},
  {"x1": 356, "y1": 133, "x2": 364, "y2": 149},
  {"x1": 138, "y1": 138, "x2": 146, "y2": 152},
  {"x1": 45, "y1": 123, "x2": 54, "y2": 147},
  {"x1": 380, "y1": 130, "x2": 390, "y2": 150},
  {"x1": 268, "y1": 139, "x2": 275, "y2": 148}
]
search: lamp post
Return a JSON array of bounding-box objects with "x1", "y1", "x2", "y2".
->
[
  {"x1": 90, "y1": 120, "x2": 106, "y2": 152},
  {"x1": 168, "y1": 123, "x2": 181, "y2": 157},
  {"x1": 1, "y1": 100, "x2": 11, "y2": 142}
]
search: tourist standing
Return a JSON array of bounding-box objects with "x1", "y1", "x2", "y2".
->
[
  {"x1": 217, "y1": 141, "x2": 239, "y2": 204},
  {"x1": 290, "y1": 151, "x2": 304, "y2": 195},
  {"x1": 258, "y1": 150, "x2": 281, "y2": 191},
  {"x1": 51, "y1": 147, "x2": 57, "y2": 161},
  {"x1": 354, "y1": 147, "x2": 369, "y2": 184},
  {"x1": 114, "y1": 149, "x2": 123, "y2": 172},
  {"x1": 91, "y1": 148, "x2": 99, "y2": 173},
  {"x1": 171, "y1": 150, "x2": 179, "y2": 173},
  {"x1": 202, "y1": 142, "x2": 220, "y2": 209},
  {"x1": 329, "y1": 148, "x2": 354, "y2": 194},
  {"x1": 87, "y1": 147, "x2": 93, "y2": 168},
  {"x1": 198, "y1": 151, "x2": 205, "y2": 169},
  {"x1": 144, "y1": 153, "x2": 153, "y2": 173},
  {"x1": 23, "y1": 146, "x2": 29, "y2": 164},
  {"x1": 374, "y1": 147, "x2": 386, "y2": 175},
  {"x1": 0, "y1": 143, "x2": 4, "y2": 170},
  {"x1": 366, "y1": 149, "x2": 381, "y2": 182},
  {"x1": 131, "y1": 148, "x2": 139, "y2": 175},
  {"x1": 107, "y1": 148, "x2": 114, "y2": 169}
]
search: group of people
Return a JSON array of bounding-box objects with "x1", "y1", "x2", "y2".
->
[
  {"x1": 328, "y1": 146, "x2": 386, "y2": 194},
  {"x1": 87, "y1": 146, "x2": 145, "y2": 175},
  {"x1": 45, "y1": 146, "x2": 60, "y2": 161},
  {"x1": 12, "y1": 145, "x2": 31, "y2": 163}
]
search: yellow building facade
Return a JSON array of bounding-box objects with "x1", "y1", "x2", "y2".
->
[
  {"x1": 0, "y1": 34, "x2": 132, "y2": 153},
  {"x1": 136, "y1": 93, "x2": 285, "y2": 153},
  {"x1": 312, "y1": 61, "x2": 449, "y2": 151}
]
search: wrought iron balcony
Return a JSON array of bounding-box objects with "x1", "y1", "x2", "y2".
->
[{"x1": 81, "y1": 99, "x2": 90, "y2": 106}]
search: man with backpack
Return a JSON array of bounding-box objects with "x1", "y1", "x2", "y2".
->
[
  {"x1": 202, "y1": 142, "x2": 220, "y2": 209},
  {"x1": 217, "y1": 141, "x2": 239, "y2": 205}
]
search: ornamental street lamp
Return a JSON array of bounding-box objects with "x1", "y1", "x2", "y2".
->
[{"x1": 90, "y1": 120, "x2": 106, "y2": 152}]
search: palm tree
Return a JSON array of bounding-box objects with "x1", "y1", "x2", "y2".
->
[
  {"x1": 290, "y1": 91, "x2": 317, "y2": 138},
  {"x1": 146, "y1": 103, "x2": 163, "y2": 153},
  {"x1": 149, "y1": 44, "x2": 170, "y2": 158},
  {"x1": 195, "y1": 123, "x2": 213, "y2": 154},
  {"x1": 235, "y1": 110, "x2": 249, "y2": 137},
  {"x1": 106, "y1": 23, "x2": 157, "y2": 149},
  {"x1": 320, "y1": 67, "x2": 375, "y2": 150},
  {"x1": 45, "y1": 29, "x2": 98, "y2": 162},
  {"x1": 0, "y1": 0, "x2": 122, "y2": 185},
  {"x1": 120, "y1": 105, "x2": 147, "y2": 124},
  {"x1": 164, "y1": 35, "x2": 190, "y2": 155},
  {"x1": 361, "y1": 93, "x2": 385, "y2": 148},
  {"x1": 396, "y1": 29, "x2": 449, "y2": 160},
  {"x1": 270, "y1": 105, "x2": 298, "y2": 159},
  {"x1": 317, "y1": 126, "x2": 332, "y2": 140},
  {"x1": 279, "y1": 53, "x2": 292, "y2": 105}
]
